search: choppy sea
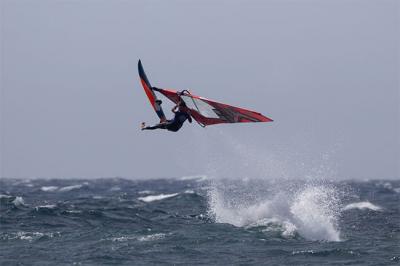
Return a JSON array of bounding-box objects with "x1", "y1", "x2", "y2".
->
[{"x1": 0, "y1": 177, "x2": 399, "y2": 265}]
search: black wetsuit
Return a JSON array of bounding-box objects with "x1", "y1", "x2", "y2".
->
[
  {"x1": 143, "y1": 111, "x2": 192, "y2": 132},
  {"x1": 166, "y1": 111, "x2": 192, "y2": 132}
]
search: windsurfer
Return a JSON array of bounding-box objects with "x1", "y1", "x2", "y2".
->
[{"x1": 141, "y1": 97, "x2": 192, "y2": 132}]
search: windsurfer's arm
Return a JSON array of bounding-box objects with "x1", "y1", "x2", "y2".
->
[{"x1": 171, "y1": 104, "x2": 179, "y2": 113}]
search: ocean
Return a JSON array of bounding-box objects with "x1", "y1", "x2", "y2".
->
[{"x1": 0, "y1": 177, "x2": 399, "y2": 265}]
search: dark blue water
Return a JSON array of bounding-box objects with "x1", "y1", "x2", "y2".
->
[{"x1": 0, "y1": 177, "x2": 399, "y2": 265}]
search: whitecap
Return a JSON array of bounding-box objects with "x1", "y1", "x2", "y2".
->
[
  {"x1": 138, "y1": 193, "x2": 179, "y2": 203},
  {"x1": 382, "y1": 182, "x2": 393, "y2": 190},
  {"x1": 138, "y1": 190, "x2": 153, "y2": 195},
  {"x1": 108, "y1": 233, "x2": 166, "y2": 242},
  {"x1": 109, "y1": 235, "x2": 137, "y2": 242},
  {"x1": 12, "y1": 197, "x2": 26, "y2": 207},
  {"x1": 292, "y1": 249, "x2": 316, "y2": 255},
  {"x1": 6, "y1": 231, "x2": 60, "y2": 242},
  {"x1": 137, "y1": 233, "x2": 166, "y2": 242},
  {"x1": 342, "y1": 201, "x2": 382, "y2": 211},
  {"x1": 59, "y1": 184, "x2": 83, "y2": 192},
  {"x1": 178, "y1": 175, "x2": 208, "y2": 182},
  {"x1": 41, "y1": 186, "x2": 59, "y2": 192},
  {"x1": 35, "y1": 204, "x2": 57, "y2": 211}
]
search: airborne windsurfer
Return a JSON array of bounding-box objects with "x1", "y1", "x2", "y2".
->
[
  {"x1": 138, "y1": 60, "x2": 273, "y2": 129},
  {"x1": 141, "y1": 96, "x2": 192, "y2": 132}
]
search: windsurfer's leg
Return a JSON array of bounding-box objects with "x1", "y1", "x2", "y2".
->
[
  {"x1": 142, "y1": 124, "x2": 162, "y2": 130},
  {"x1": 142, "y1": 122, "x2": 170, "y2": 130}
]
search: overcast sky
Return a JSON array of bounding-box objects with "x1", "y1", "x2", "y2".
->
[{"x1": 1, "y1": 0, "x2": 399, "y2": 180}]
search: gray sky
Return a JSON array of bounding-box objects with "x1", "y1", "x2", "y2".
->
[{"x1": 1, "y1": 0, "x2": 399, "y2": 180}]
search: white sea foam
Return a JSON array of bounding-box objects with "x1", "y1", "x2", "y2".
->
[
  {"x1": 41, "y1": 186, "x2": 59, "y2": 192},
  {"x1": 108, "y1": 233, "x2": 166, "y2": 242},
  {"x1": 281, "y1": 220, "x2": 297, "y2": 237},
  {"x1": 382, "y1": 182, "x2": 393, "y2": 190},
  {"x1": 208, "y1": 181, "x2": 341, "y2": 241},
  {"x1": 290, "y1": 186, "x2": 341, "y2": 241},
  {"x1": 138, "y1": 190, "x2": 154, "y2": 195},
  {"x1": 379, "y1": 182, "x2": 400, "y2": 194},
  {"x1": 178, "y1": 175, "x2": 208, "y2": 182},
  {"x1": 343, "y1": 201, "x2": 382, "y2": 211},
  {"x1": 12, "y1": 197, "x2": 26, "y2": 207},
  {"x1": 248, "y1": 218, "x2": 298, "y2": 237},
  {"x1": 59, "y1": 184, "x2": 83, "y2": 192},
  {"x1": 5, "y1": 232, "x2": 60, "y2": 242},
  {"x1": 138, "y1": 193, "x2": 179, "y2": 203},
  {"x1": 375, "y1": 181, "x2": 400, "y2": 193},
  {"x1": 35, "y1": 204, "x2": 57, "y2": 211},
  {"x1": 137, "y1": 233, "x2": 166, "y2": 242},
  {"x1": 0, "y1": 195, "x2": 26, "y2": 207},
  {"x1": 109, "y1": 235, "x2": 137, "y2": 242}
]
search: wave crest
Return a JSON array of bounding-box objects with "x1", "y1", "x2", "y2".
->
[{"x1": 138, "y1": 193, "x2": 179, "y2": 203}]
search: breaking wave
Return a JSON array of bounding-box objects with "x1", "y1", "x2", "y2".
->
[
  {"x1": 41, "y1": 186, "x2": 59, "y2": 192},
  {"x1": 0, "y1": 195, "x2": 27, "y2": 208},
  {"x1": 375, "y1": 181, "x2": 400, "y2": 194},
  {"x1": 41, "y1": 182, "x2": 89, "y2": 192},
  {"x1": 59, "y1": 183, "x2": 87, "y2": 192},
  {"x1": 208, "y1": 180, "x2": 342, "y2": 241},
  {"x1": 13, "y1": 196, "x2": 26, "y2": 207}
]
